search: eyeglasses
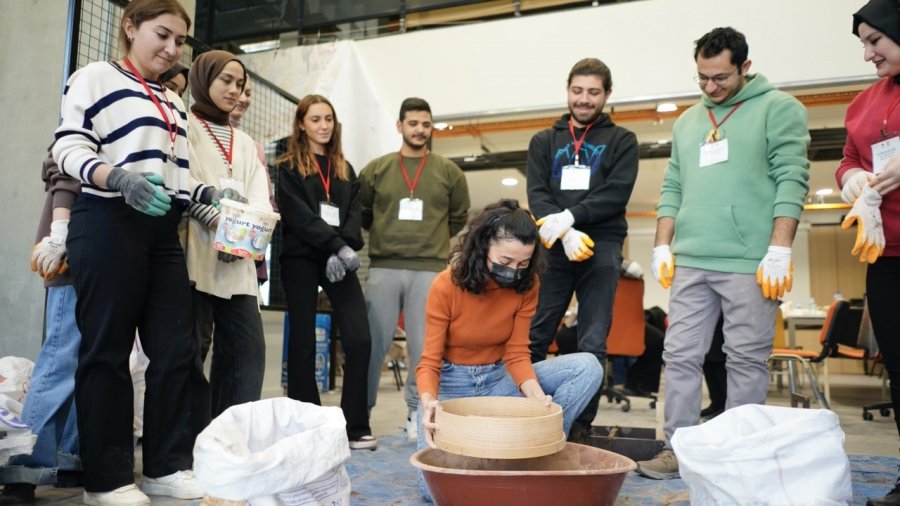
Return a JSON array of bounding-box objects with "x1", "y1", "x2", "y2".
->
[{"x1": 693, "y1": 68, "x2": 739, "y2": 87}]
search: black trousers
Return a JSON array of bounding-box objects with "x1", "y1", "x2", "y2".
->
[
  {"x1": 192, "y1": 289, "x2": 266, "y2": 420},
  {"x1": 67, "y1": 197, "x2": 194, "y2": 492},
  {"x1": 867, "y1": 257, "x2": 900, "y2": 439},
  {"x1": 281, "y1": 256, "x2": 372, "y2": 439},
  {"x1": 529, "y1": 241, "x2": 622, "y2": 427}
]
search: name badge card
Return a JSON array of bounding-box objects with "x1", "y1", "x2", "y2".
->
[
  {"x1": 398, "y1": 198, "x2": 424, "y2": 221},
  {"x1": 699, "y1": 139, "x2": 729, "y2": 168},
  {"x1": 320, "y1": 202, "x2": 340, "y2": 227},
  {"x1": 218, "y1": 177, "x2": 246, "y2": 196},
  {"x1": 872, "y1": 136, "x2": 900, "y2": 175},
  {"x1": 560, "y1": 165, "x2": 591, "y2": 190}
]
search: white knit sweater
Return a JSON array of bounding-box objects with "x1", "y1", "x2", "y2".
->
[{"x1": 53, "y1": 61, "x2": 208, "y2": 204}]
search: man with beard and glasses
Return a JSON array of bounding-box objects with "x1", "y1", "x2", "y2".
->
[
  {"x1": 526, "y1": 58, "x2": 639, "y2": 442},
  {"x1": 636, "y1": 27, "x2": 809, "y2": 480},
  {"x1": 359, "y1": 97, "x2": 470, "y2": 442}
]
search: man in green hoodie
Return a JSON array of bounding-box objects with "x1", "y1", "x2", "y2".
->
[
  {"x1": 359, "y1": 97, "x2": 470, "y2": 442},
  {"x1": 636, "y1": 27, "x2": 810, "y2": 479}
]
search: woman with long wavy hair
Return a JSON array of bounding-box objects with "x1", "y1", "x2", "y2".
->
[{"x1": 276, "y1": 95, "x2": 376, "y2": 450}]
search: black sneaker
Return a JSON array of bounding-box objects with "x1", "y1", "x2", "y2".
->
[
  {"x1": 867, "y1": 481, "x2": 900, "y2": 506},
  {"x1": 566, "y1": 422, "x2": 594, "y2": 445},
  {"x1": 0, "y1": 484, "x2": 36, "y2": 505}
]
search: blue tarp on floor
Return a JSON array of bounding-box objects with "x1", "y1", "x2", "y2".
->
[{"x1": 346, "y1": 434, "x2": 898, "y2": 505}]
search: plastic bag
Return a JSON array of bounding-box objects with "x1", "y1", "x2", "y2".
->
[
  {"x1": 671, "y1": 404, "x2": 852, "y2": 505},
  {"x1": 0, "y1": 357, "x2": 37, "y2": 464},
  {"x1": 193, "y1": 398, "x2": 351, "y2": 505}
]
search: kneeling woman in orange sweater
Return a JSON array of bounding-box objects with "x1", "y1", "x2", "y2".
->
[{"x1": 415, "y1": 199, "x2": 603, "y2": 462}]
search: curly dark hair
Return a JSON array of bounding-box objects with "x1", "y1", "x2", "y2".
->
[
  {"x1": 694, "y1": 27, "x2": 749, "y2": 68},
  {"x1": 450, "y1": 199, "x2": 545, "y2": 295}
]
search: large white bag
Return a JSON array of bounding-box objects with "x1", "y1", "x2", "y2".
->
[
  {"x1": 193, "y1": 398, "x2": 351, "y2": 505},
  {"x1": 671, "y1": 404, "x2": 852, "y2": 505},
  {"x1": 0, "y1": 357, "x2": 37, "y2": 464}
]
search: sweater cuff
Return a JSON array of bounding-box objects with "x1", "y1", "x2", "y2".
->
[
  {"x1": 51, "y1": 189, "x2": 78, "y2": 212},
  {"x1": 773, "y1": 202, "x2": 803, "y2": 220},
  {"x1": 656, "y1": 205, "x2": 679, "y2": 219},
  {"x1": 569, "y1": 205, "x2": 588, "y2": 226}
]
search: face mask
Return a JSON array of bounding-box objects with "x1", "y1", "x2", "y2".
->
[{"x1": 490, "y1": 261, "x2": 527, "y2": 289}]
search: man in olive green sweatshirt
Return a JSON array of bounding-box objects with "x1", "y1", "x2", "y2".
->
[
  {"x1": 359, "y1": 98, "x2": 470, "y2": 441},
  {"x1": 636, "y1": 27, "x2": 810, "y2": 479}
]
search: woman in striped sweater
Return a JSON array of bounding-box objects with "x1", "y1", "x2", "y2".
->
[
  {"x1": 183, "y1": 50, "x2": 271, "y2": 423},
  {"x1": 51, "y1": 1, "x2": 233, "y2": 503}
]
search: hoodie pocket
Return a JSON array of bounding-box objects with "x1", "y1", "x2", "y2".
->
[{"x1": 674, "y1": 205, "x2": 749, "y2": 259}]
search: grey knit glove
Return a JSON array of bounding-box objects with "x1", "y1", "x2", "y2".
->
[
  {"x1": 325, "y1": 254, "x2": 346, "y2": 283},
  {"x1": 337, "y1": 246, "x2": 359, "y2": 272},
  {"x1": 107, "y1": 168, "x2": 171, "y2": 216}
]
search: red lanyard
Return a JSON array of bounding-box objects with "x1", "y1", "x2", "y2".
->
[
  {"x1": 313, "y1": 155, "x2": 332, "y2": 202},
  {"x1": 881, "y1": 91, "x2": 900, "y2": 138},
  {"x1": 195, "y1": 114, "x2": 234, "y2": 177},
  {"x1": 123, "y1": 58, "x2": 178, "y2": 161},
  {"x1": 706, "y1": 102, "x2": 744, "y2": 142},
  {"x1": 568, "y1": 120, "x2": 594, "y2": 165},
  {"x1": 398, "y1": 151, "x2": 428, "y2": 198}
]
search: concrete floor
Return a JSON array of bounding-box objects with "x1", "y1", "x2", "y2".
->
[{"x1": 19, "y1": 310, "x2": 899, "y2": 503}]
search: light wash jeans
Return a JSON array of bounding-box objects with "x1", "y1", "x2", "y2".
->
[
  {"x1": 0, "y1": 286, "x2": 81, "y2": 485},
  {"x1": 416, "y1": 353, "x2": 602, "y2": 501}
]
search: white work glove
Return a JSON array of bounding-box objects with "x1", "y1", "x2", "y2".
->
[
  {"x1": 841, "y1": 171, "x2": 875, "y2": 204},
  {"x1": 535, "y1": 210, "x2": 574, "y2": 248},
  {"x1": 756, "y1": 246, "x2": 793, "y2": 300},
  {"x1": 31, "y1": 220, "x2": 69, "y2": 281},
  {"x1": 560, "y1": 229, "x2": 594, "y2": 262},
  {"x1": 650, "y1": 245, "x2": 674, "y2": 289},
  {"x1": 841, "y1": 185, "x2": 885, "y2": 264}
]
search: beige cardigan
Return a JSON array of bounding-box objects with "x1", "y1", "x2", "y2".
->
[{"x1": 183, "y1": 113, "x2": 273, "y2": 299}]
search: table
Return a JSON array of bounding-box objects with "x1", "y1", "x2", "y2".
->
[{"x1": 783, "y1": 314, "x2": 826, "y2": 349}]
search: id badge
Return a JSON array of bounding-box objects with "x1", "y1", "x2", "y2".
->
[
  {"x1": 560, "y1": 165, "x2": 591, "y2": 190},
  {"x1": 218, "y1": 177, "x2": 246, "y2": 196},
  {"x1": 320, "y1": 202, "x2": 340, "y2": 227},
  {"x1": 398, "y1": 198, "x2": 424, "y2": 221},
  {"x1": 699, "y1": 138, "x2": 729, "y2": 167},
  {"x1": 871, "y1": 136, "x2": 900, "y2": 175}
]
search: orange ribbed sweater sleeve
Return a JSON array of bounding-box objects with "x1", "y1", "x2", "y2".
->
[{"x1": 415, "y1": 269, "x2": 539, "y2": 399}]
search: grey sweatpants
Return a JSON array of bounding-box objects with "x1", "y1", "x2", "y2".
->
[
  {"x1": 662, "y1": 266, "x2": 777, "y2": 446},
  {"x1": 365, "y1": 267, "x2": 439, "y2": 414}
]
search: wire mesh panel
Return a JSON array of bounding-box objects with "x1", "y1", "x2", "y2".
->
[{"x1": 69, "y1": 0, "x2": 298, "y2": 309}]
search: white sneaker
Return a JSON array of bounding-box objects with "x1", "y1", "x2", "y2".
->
[
  {"x1": 406, "y1": 417, "x2": 418, "y2": 443},
  {"x1": 140, "y1": 470, "x2": 204, "y2": 499},
  {"x1": 83, "y1": 484, "x2": 150, "y2": 506}
]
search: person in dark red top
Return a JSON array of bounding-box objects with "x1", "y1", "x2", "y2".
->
[{"x1": 836, "y1": 2, "x2": 900, "y2": 505}]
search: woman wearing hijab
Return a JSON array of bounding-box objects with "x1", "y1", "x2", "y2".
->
[
  {"x1": 276, "y1": 94, "x2": 376, "y2": 450},
  {"x1": 185, "y1": 50, "x2": 271, "y2": 422},
  {"x1": 838, "y1": 2, "x2": 900, "y2": 504}
]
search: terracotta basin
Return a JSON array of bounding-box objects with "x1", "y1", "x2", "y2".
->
[{"x1": 410, "y1": 443, "x2": 636, "y2": 506}]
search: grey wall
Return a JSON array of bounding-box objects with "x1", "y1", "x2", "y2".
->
[{"x1": 0, "y1": 0, "x2": 71, "y2": 357}]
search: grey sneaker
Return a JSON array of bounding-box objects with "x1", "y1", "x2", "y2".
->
[{"x1": 635, "y1": 449, "x2": 680, "y2": 480}]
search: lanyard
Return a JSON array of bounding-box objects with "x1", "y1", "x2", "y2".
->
[
  {"x1": 123, "y1": 58, "x2": 178, "y2": 161},
  {"x1": 882, "y1": 91, "x2": 900, "y2": 138},
  {"x1": 195, "y1": 114, "x2": 234, "y2": 177},
  {"x1": 398, "y1": 150, "x2": 428, "y2": 198},
  {"x1": 568, "y1": 120, "x2": 595, "y2": 165},
  {"x1": 313, "y1": 155, "x2": 332, "y2": 202},
  {"x1": 706, "y1": 102, "x2": 744, "y2": 142}
]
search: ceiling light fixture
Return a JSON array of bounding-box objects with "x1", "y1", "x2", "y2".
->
[
  {"x1": 239, "y1": 40, "x2": 280, "y2": 54},
  {"x1": 501, "y1": 177, "x2": 519, "y2": 186},
  {"x1": 434, "y1": 122, "x2": 450, "y2": 131},
  {"x1": 815, "y1": 188, "x2": 834, "y2": 196},
  {"x1": 656, "y1": 103, "x2": 678, "y2": 113}
]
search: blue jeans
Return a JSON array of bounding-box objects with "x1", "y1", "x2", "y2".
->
[
  {"x1": 0, "y1": 286, "x2": 81, "y2": 485},
  {"x1": 416, "y1": 353, "x2": 602, "y2": 501}
]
